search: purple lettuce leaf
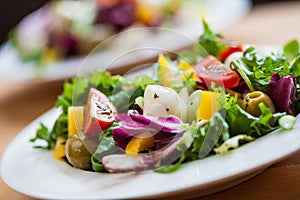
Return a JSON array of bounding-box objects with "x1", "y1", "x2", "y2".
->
[
  {"x1": 103, "y1": 132, "x2": 185, "y2": 173},
  {"x1": 112, "y1": 112, "x2": 185, "y2": 150},
  {"x1": 266, "y1": 72, "x2": 298, "y2": 115}
]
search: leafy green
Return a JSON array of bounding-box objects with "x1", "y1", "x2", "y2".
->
[
  {"x1": 232, "y1": 46, "x2": 299, "y2": 93},
  {"x1": 109, "y1": 75, "x2": 157, "y2": 113},
  {"x1": 91, "y1": 123, "x2": 121, "y2": 172},
  {"x1": 91, "y1": 155, "x2": 105, "y2": 172},
  {"x1": 283, "y1": 40, "x2": 299, "y2": 62},
  {"x1": 30, "y1": 123, "x2": 52, "y2": 149},
  {"x1": 231, "y1": 60, "x2": 255, "y2": 92},
  {"x1": 30, "y1": 113, "x2": 68, "y2": 149},
  {"x1": 110, "y1": 87, "x2": 143, "y2": 113},
  {"x1": 183, "y1": 111, "x2": 229, "y2": 162},
  {"x1": 179, "y1": 19, "x2": 228, "y2": 63},
  {"x1": 198, "y1": 19, "x2": 224, "y2": 57},
  {"x1": 291, "y1": 54, "x2": 300, "y2": 86},
  {"x1": 226, "y1": 103, "x2": 285, "y2": 138},
  {"x1": 154, "y1": 154, "x2": 186, "y2": 173}
]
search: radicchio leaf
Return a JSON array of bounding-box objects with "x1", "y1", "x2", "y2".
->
[
  {"x1": 266, "y1": 73, "x2": 297, "y2": 115},
  {"x1": 112, "y1": 111, "x2": 185, "y2": 150}
]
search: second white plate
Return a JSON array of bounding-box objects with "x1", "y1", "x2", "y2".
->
[{"x1": 0, "y1": 0, "x2": 250, "y2": 83}]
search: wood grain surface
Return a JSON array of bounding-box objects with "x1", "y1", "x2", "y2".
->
[{"x1": 1, "y1": 1, "x2": 300, "y2": 199}]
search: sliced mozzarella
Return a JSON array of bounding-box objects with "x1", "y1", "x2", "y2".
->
[{"x1": 143, "y1": 85, "x2": 187, "y2": 122}]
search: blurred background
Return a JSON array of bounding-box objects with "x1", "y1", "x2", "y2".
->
[{"x1": 0, "y1": 0, "x2": 298, "y2": 44}]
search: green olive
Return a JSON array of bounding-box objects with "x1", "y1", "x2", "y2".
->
[
  {"x1": 65, "y1": 135, "x2": 92, "y2": 170},
  {"x1": 241, "y1": 91, "x2": 275, "y2": 117}
]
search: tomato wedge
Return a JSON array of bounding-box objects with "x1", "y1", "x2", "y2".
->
[
  {"x1": 218, "y1": 45, "x2": 243, "y2": 62},
  {"x1": 83, "y1": 88, "x2": 117, "y2": 135},
  {"x1": 194, "y1": 55, "x2": 239, "y2": 88}
]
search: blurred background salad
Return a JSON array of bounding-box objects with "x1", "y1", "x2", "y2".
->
[{"x1": 5, "y1": 0, "x2": 185, "y2": 65}]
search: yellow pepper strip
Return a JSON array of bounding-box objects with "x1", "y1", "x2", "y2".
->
[
  {"x1": 158, "y1": 54, "x2": 168, "y2": 68},
  {"x1": 197, "y1": 91, "x2": 221, "y2": 121},
  {"x1": 125, "y1": 132, "x2": 154, "y2": 157},
  {"x1": 178, "y1": 60, "x2": 192, "y2": 71},
  {"x1": 68, "y1": 106, "x2": 84, "y2": 137},
  {"x1": 178, "y1": 60, "x2": 199, "y2": 82},
  {"x1": 158, "y1": 54, "x2": 173, "y2": 86},
  {"x1": 53, "y1": 137, "x2": 66, "y2": 160}
]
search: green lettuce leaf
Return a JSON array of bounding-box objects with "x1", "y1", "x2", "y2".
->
[{"x1": 226, "y1": 103, "x2": 285, "y2": 138}]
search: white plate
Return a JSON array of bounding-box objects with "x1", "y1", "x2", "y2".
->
[
  {"x1": 0, "y1": 0, "x2": 250, "y2": 83},
  {"x1": 2, "y1": 43, "x2": 300, "y2": 199},
  {"x1": 1, "y1": 108, "x2": 300, "y2": 199}
]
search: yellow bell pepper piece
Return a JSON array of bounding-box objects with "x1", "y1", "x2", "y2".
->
[
  {"x1": 178, "y1": 60, "x2": 199, "y2": 81},
  {"x1": 197, "y1": 91, "x2": 221, "y2": 121},
  {"x1": 158, "y1": 54, "x2": 173, "y2": 86},
  {"x1": 125, "y1": 132, "x2": 154, "y2": 157},
  {"x1": 68, "y1": 106, "x2": 84, "y2": 137},
  {"x1": 158, "y1": 54, "x2": 168, "y2": 68},
  {"x1": 178, "y1": 60, "x2": 192, "y2": 71},
  {"x1": 53, "y1": 137, "x2": 66, "y2": 160}
]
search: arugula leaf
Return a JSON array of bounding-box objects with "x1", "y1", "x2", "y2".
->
[
  {"x1": 30, "y1": 123, "x2": 53, "y2": 149},
  {"x1": 233, "y1": 46, "x2": 297, "y2": 93},
  {"x1": 198, "y1": 19, "x2": 224, "y2": 57},
  {"x1": 30, "y1": 113, "x2": 68, "y2": 149}
]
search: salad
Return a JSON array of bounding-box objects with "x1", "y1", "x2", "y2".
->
[
  {"x1": 9, "y1": 0, "x2": 191, "y2": 66},
  {"x1": 31, "y1": 20, "x2": 300, "y2": 173}
]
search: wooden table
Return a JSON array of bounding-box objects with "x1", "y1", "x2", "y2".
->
[{"x1": 1, "y1": 1, "x2": 300, "y2": 199}]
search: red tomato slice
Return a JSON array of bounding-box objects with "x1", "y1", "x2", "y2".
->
[
  {"x1": 218, "y1": 45, "x2": 243, "y2": 62},
  {"x1": 83, "y1": 88, "x2": 117, "y2": 135},
  {"x1": 194, "y1": 55, "x2": 240, "y2": 88}
]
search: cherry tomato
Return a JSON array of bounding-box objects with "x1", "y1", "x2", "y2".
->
[
  {"x1": 83, "y1": 88, "x2": 117, "y2": 135},
  {"x1": 194, "y1": 55, "x2": 240, "y2": 88},
  {"x1": 218, "y1": 45, "x2": 243, "y2": 62}
]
